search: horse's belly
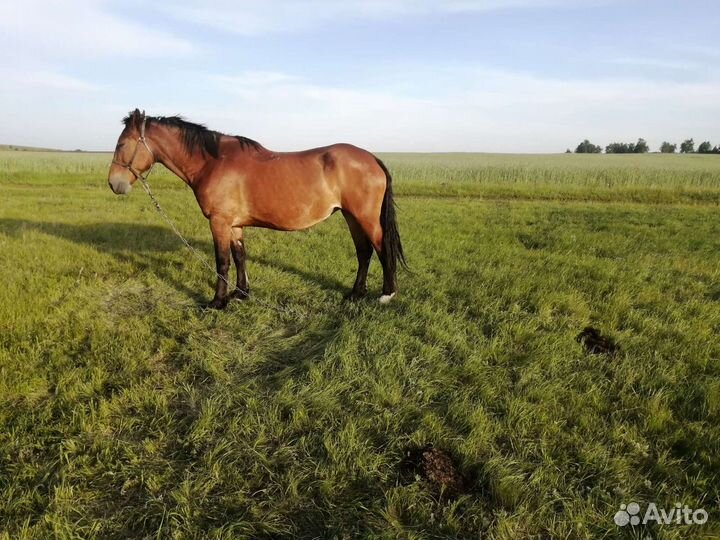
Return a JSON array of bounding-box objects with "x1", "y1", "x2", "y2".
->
[
  {"x1": 244, "y1": 186, "x2": 340, "y2": 231},
  {"x1": 250, "y1": 206, "x2": 338, "y2": 231}
]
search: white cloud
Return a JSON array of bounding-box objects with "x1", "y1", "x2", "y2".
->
[
  {"x1": 153, "y1": 68, "x2": 720, "y2": 153},
  {"x1": 1, "y1": 69, "x2": 100, "y2": 92},
  {"x1": 157, "y1": 0, "x2": 611, "y2": 35},
  {"x1": 3, "y1": 62, "x2": 718, "y2": 151},
  {"x1": 0, "y1": 0, "x2": 193, "y2": 59},
  {"x1": 607, "y1": 57, "x2": 703, "y2": 71},
  {"x1": 676, "y1": 45, "x2": 720, "y2": 58}
]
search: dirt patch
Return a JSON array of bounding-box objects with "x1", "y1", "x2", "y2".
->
[
  {"x1": 576, "y1": 326, "x2": 620, "y2": 356},
  {"x1": 400, "y1": 445, "x2": 467, "y2": 497}
]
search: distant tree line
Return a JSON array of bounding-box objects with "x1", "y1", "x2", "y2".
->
[
  {"x1": 605, "y1": 138, "x2": 649, "y2": 154},
  {"x1": 573, "y1": 138, "x2": 720, "y2": 154},
  {"x1": 574, "y1": 140, "x2": 602, "y2": 153}
]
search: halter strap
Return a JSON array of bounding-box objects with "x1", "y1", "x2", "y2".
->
[{"x1": 112, "y1": 117, "x2": 155, "y2": 181}]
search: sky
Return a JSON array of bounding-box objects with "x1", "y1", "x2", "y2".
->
[{"x1": 0, "y1": 0, "x2": 719, "y2": 152}]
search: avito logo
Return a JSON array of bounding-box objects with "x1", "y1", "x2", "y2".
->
[{"x1": 614, "y1": 502, "x2": 708, "y2": 527}]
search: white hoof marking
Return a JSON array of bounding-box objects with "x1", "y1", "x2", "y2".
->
[{"x1": 379, "y1": 293, "x2": 396, "y2": 305}]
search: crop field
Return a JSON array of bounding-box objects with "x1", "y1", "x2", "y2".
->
[{"x1": 1, "y1": 150, "x2": 720, "y2": 539}]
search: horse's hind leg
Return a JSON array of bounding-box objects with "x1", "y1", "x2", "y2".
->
[
  {"x1": 229, "y1": 226, "x2": 250, "y2": 301},
  {"x1": 359, "y1": 218, "x2": 397, "y2": 303},
  {"x1": 342, "y1": 210, "x2": 373, "y2": 300},
  {"x1": 346, "y1": 211, "x2": 397, "y2": 303},
  {"x1": 377, "y1": 247, "x2": 397, "y2": 304}
]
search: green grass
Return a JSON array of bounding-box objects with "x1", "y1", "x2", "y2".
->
[{"x1": 1, "y1": 151, "x2": 720, "y2": 539}]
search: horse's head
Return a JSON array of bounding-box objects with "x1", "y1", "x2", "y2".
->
[{"x1": 108, "y1": 108, "x2": 155, "y2": 194}]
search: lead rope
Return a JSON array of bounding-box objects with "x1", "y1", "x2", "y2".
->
[{"x1": 136, "y1": 170, "x2": 304, "y2": 318}]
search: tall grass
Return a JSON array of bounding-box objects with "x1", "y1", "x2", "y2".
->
[
  {"x1": 3, "y1": 150, "x2": 720, "y2": 204},
  {"x1": 1, "y1": 150, "x2": 719, "y2": 539},
  {"x1": 378, "y1": 153, "x2": 720, "y2": 203}
]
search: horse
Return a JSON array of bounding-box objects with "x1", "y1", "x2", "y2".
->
[{"x1": 108, "y1": 109, "x2": 407, "y2": 309}]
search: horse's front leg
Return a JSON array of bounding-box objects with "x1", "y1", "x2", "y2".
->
[
  {"x1": 207, "y1": 218, "x2": 232, "y2": 309},
  {"x1": 229, "y1": 226, "x2": 250, "y2": 301}
]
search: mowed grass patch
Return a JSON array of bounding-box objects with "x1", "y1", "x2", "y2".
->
[{"x1": 1, "y1": 152, "x2": 720, "y2": 538}]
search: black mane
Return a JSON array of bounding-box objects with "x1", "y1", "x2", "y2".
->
[{"x1": 122, "y1": 114, "x2": 262, "y2": 158}]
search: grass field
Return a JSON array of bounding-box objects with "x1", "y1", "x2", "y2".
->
[{"x1": 1, "y1": 150, "x2": 720, "y2": 539}]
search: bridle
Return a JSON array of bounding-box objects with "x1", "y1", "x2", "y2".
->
[{"x1": 112, "y1": 117, "x2": 155, "y2": 181}]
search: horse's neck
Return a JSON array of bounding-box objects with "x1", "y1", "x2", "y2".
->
[{"x1": 149, "y1": 128, "x2": 208, "y2": 188}]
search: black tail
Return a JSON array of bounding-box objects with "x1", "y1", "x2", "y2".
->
[{"x1": 375, "y1": 157, "x2": 408, "y2": 274}]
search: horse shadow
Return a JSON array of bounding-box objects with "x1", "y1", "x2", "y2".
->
[{"x1": 0, "y1": 218, "x2": 349, "y2": 302}]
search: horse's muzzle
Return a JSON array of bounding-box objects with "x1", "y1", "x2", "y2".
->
[{"x1": 108, "y1": 177, "x2": 132, "y2": 195}]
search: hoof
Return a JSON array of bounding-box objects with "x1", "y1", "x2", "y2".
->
[
  {"x1": 205, "y1": 297, "x2": 228, "y2": 310},
  {"x1": 343, "y1": 289, "x2": 367, "y2": 302},
  {"x1": 230, "y1": 288, "x2": 251, "y2": 301},
  {"x1": 379, "y1": 293, "x2": 396, "y2": 305}
]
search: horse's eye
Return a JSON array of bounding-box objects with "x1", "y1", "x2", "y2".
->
[{"x1": 116, "y1": 143, "x2": 125, "y2": 150}]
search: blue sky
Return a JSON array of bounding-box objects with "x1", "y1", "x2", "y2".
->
[{"x1": 1, "y1": 0, "x2": 718, "y2": 152}]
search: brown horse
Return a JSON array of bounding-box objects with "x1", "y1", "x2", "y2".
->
[{"x1": 108, "y1": 109, "x2": 406, "y2": 309}]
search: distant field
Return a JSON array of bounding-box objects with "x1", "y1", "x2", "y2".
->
[
  {"x1": 1, "y1": 150, "x2": 719, "y2": 539},
  {"x1": 3, "y1": 149, "x2": 720, "y2": 203},
  {"x1": 0, "y1": 145, "x2": 64, "y2": 152}
]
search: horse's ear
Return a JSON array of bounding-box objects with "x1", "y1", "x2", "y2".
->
[{"x1": 130, "y1": 108, "x2": 144, "y2": 129}]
